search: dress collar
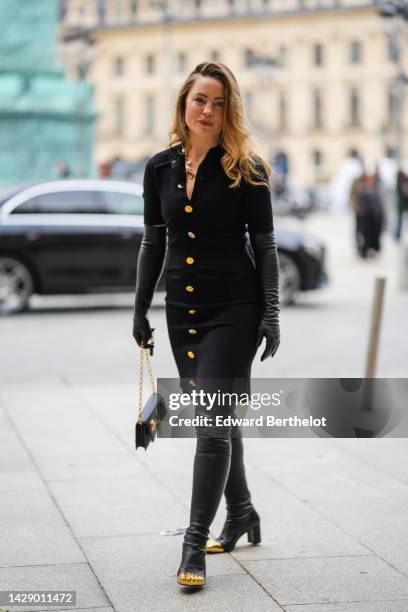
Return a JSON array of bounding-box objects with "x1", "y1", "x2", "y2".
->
[{"x1": 173, "y1": 142, "x2": 225, "y2": 159}]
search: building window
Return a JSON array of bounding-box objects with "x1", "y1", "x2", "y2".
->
[
  {"x1": 178, "y1": 52, "x2": 187, "y2": 72},
  {"x1": 244, "y1": 48, "x2": 254, "y2": 68},
  {"x1": 348, "y1": 148, "x2": 361, "y2": 160},
  {"x1": 278, "y1": 90, "x2": 287, "y2": 129},
  {"x1": 244, "y1": 92, "x2": 253, "y2": 121},
  {"x1": 312, "y1": 88, "x2": 323, "y2": 128},
  {"x1": 114, "y1": 97, "x2": 125, "y2": 135},
  {"x1": 387, "y1": 37, "x2": 399, "y2": 63},
  {"x1": 114, "y1": 0, "x2": 123, "y2": 22},
  {"x1": 130, "y1": 1, "x2": 138, "y2": 16},
  {"x1": 194, "y1": 0, "x2": 202, "y2": 9},
  {"x1": 278, "y1": 44, "x2": 288, "y2": 68},
  {"x1": 114, "y1": 57, "x2": 124, "y2": 77},
  {"x1": 312, "y1": 149, "x2": 324, "y2": 179},
  {"x1": 349, "y1": 87, "x2": 360, "y2": 125},
  {"x1": 350, "y1": 40, "x2": 362, "y2": 64},
  {"x1": 145, "y1": 95, "x2": 155, "y2": 134},
  {"x1": 97, "y1": 0, "x2": 106, "y2": 23},
  {"x1": 313, "y1": 43, "x2": 324, "y2": 67},
  {"x1": 145, "y1": 54, "x2": 155, "y2": 75},
  {"x1": 387, "y1": 82, "x2": 395, "y2": 123},
  {"x1": 386, "y1": 145, "x2": 396, "y2": 158},
  {"x1": 210, "y1": 49, "x2": 220, "y2": 62},
  {"x1": 313, "y1": 149, "x2": 322, "y2": 166}
]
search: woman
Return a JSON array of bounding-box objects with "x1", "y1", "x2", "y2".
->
[
  {"x1": 133, "y1": 62, "x2": 280, "y2": 589},
  {"x1": 351, "y1": 165, "x2": 384, "y2": 258}
]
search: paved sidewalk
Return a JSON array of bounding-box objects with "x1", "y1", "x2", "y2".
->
[
  {"x1": 1, "y1": 379, "x2": 408, "y2": 612},
  {"x1": 1, "y1": 210, "x2": 408, "y2": 611}
]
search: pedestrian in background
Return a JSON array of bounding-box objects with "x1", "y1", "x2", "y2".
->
[
  {"x1": 56, "y1": 161, "x2": 71, "y2": 178},
  {"x1": 132, "y1": 62, "x2": 280, "y2": 589},
  {"x1": 100, "y1": 161, "x2": 112, "y2": 178},
  {"x1": 350, "y1": 168, "x2": 364, "y2": 251},
  {"x1": 395, "y1": 167, "x2": 408, "y2": 242},
  {"x1": 350, "y1": 163, "x2": 385, "y2": 258}
]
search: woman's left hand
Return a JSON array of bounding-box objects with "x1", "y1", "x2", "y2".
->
[
  {"x1": 250, "y1": 230, "x2": 281, "y2": 361},
  {"x1": 256, "y1": 318, "x2": 280, "y2": 361}
]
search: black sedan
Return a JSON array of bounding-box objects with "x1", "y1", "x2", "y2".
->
[{"x1": 0, "y1": 180, "x2": 328, "y2": 314}]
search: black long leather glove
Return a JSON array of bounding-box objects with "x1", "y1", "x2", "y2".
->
[
  {"x1": 250, "y1": 230, "x2": 280, "y2": 361},
  {"x1": 133, "y1": 225, "x2": 166, "y2": 355}
]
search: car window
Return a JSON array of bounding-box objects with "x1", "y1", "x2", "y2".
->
[
  {"x1": 12, "y1": 191, "x2": 106, "y2": 214},
  {"x1": 102, "y1": 191, "x2": 144, "y2": 215},
  {"x1": 0, "y1": 184, "x2": 36, "y2": 207}
]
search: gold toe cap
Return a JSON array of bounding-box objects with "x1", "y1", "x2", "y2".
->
[
  {"x1": 206, "y1": 539, "x2": 225, "y2": 553},
  {"x1": 177, "y1": 571, "x2": 206, "y2": 586}
]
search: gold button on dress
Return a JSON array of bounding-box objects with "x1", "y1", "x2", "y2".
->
[
  {"x1": 186, "y1": 257, "x2": 194, "y2": 264},
  {"x1": 187, "y1": 232, "x2": 196, "y2": 238},
  {"x1": 186, "y1": 285, "x2": 194, "y2": 292},
  {"x1": 187, "y1": 351, "x2": 195, "y2": 359},
  {"x1": 184, "y1": 205, "x2": 193, "y2": 213}
]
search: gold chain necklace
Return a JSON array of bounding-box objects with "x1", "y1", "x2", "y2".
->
[
  {"x1": 185, "y1": 156, "x2": 196, "y2": 180},
  {"x1": 182, "y1": 146, "x2": 196, "y2": 180}
]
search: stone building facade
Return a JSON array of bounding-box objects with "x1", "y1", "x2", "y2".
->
[{"x1": 59, "y1": 0, "x2": 408, "y2": 186}]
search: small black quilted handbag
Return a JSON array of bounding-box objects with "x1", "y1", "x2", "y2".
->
[{"x1": 135, "y1": 344, "x2": 166, "y2": 451}]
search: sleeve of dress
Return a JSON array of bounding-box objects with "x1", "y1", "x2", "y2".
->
[
  {"x1": 143, "y1": 157, "x2": 165, "y2": 225},
  {"x1": 243, "y1": 162, "x2": 274, "y2": 235}
]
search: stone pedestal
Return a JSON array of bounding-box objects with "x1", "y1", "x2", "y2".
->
[{"x1": 0, "y1": 0, "x2": 97, "y2": 185}]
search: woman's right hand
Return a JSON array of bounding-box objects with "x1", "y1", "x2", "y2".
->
[
  {"x1": 133, "y1": 312, "x2": 155, "y2": 355},
  {"x1": 132, "y1": 224, "x2": 166, "y2": 357}
]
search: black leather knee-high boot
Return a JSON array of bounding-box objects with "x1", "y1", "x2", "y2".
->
[
  {"x1": 206, "y1": 431, "x2": 260, "y2": 554},
  {"x1": 224, "y1": 431, "x2": 251, "y2": 504},
  {"x1": 177, "y1": 436, "x2": 231, "y2": 587}
]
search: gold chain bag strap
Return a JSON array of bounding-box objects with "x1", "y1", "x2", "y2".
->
[{"x1": 135, "y1": 342, "x2": 166, "y2": 451}]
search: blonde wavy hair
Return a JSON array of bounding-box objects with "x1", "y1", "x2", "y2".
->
[{"x1": 168, "y1": 62, "x2": 272, "y2": 189}]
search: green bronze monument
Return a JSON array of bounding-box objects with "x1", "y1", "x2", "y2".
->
[{"x1": 0, "y1": 0, "x2": 97, "y2": 186}]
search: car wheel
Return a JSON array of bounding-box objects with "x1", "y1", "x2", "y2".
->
[
  {"x1": 0, "y1": 256, "x2": 34, "y2": 315},
  {"x1": 278, "y1": 252, "x2": 301, "y2": 306}
]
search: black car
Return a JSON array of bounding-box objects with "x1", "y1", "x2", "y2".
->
[{"x1": 0, "y1": 180, "x2": 328, "y2": 314}]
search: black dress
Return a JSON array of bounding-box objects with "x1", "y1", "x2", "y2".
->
[{"x1": 143, "y1": 143, "x2": 274, "y2": 436}]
